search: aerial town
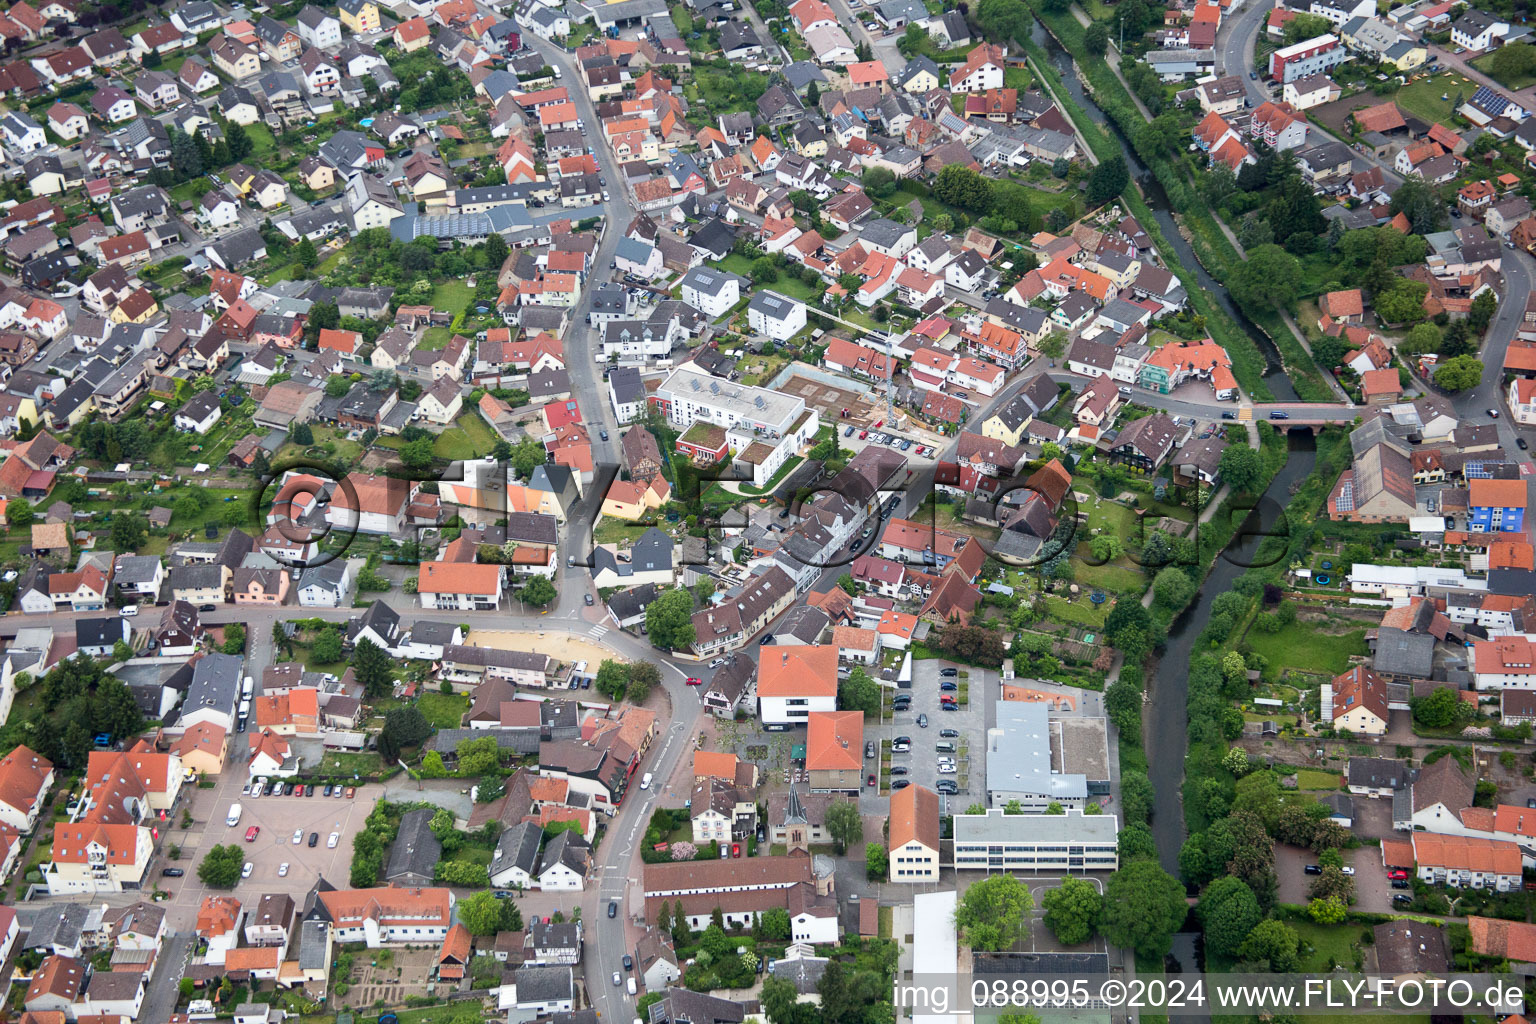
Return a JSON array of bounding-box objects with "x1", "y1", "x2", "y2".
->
[{"x1": 0, "y1": 0, "x2": 1532, "y2": 1017}]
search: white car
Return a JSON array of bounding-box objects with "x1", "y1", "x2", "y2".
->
[
  {"x1": 120, "y1": 605, "x2": 139, "y2": 617},
  {"x1": 292, "y1": 829, "x2": 303, "y2": 845},
  {"x1": 278, "y1": 863, "x2": 290, "y2": 877},
  {"x1": 327, "y1": 831, "x2": 339, "y2": 848},
  {"x1": 1341, "y1": 866, "x2": 1355, "y2": 875},
  {"x1": 241, "y1": 862, "x2": 254, "y2": 879},
  {"x1": 938, "y1": 764, "x2": 957, "y2": 774}
]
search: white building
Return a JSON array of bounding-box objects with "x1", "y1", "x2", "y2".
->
[
  {"x1": 953, "y1": 808, "x2": 1120, "y2": 871},
  {"x1": 747, "y1": 291, "x2": 807, "y2": 342},
  {"x1": 678, "y1": 267, "x2": 744, "y2": 319}
]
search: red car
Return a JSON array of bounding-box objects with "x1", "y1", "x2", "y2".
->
[
  {"x1": 731, "y1": 843, "x2": 741, "y2": 858},
  {"x1": 939, "y1": 695, "x2": 958, "y2": 705},
  {"x1": 867, "y1": 774, "x2": 877, "y2": 787},
  {"x1": 859, "y1": 430, "x2": 868, "y2": 440},
  {"x1": 686, "y1": 677, "x2": 703, "y2": 685},
  {"x1": 245, "y1": 826, "x2": 260, "y2": 842},
  {"x1": 1387, "y1": 869, "x2": 1409, "y2": 880}
]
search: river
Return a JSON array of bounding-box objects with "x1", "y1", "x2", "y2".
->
[{"x1": 1031, "y1": 22, "x2": 1301, "y2": 403}]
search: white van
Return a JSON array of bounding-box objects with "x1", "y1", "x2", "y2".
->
[
  {"x1": 119, "y1": 605, "x2": 139, "y2": 617},
  {"x1": 242, "y1": 676, "x2": 254, "y2": 699},
  {"x1": 226, "y1": 803, "x2": 242, "y2": 826},
  {"x1": 639, "y1": 772, "x2": 653, "y2": 790},
  {"x1": 626, "y1": 977, "x2": 638, "y2": 996}
]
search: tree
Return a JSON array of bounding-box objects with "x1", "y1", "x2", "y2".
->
[
  {"x1": 595, "y1": 659, "x2": 630, "y2": 701},
  {"x1": 221, "y1": 623, "x2": 247, "y2": 655},
  {"x1": 1153, "y1": 566, "x2": 1195, "y2": 610},
  {"x1": 1041, "y1": 877, "x2": 1102, "y2": 945},
  {"x1": 509, "y1": 436, "x2": 544, "y2": 479},
  {"x1": 1223, "y1": 746, "x2": 1252, "y2": 777},
  {"x1": 865, "y1": 841, "x2": 887, "y2": 881},
  {"x1": 324, "y1": 375, "x2": 351, "y2": 399},
  {"x1": 1402, "y1": 322, "x2": 1441, "y2": 355},
  {"x1": 1084, "y1": 20, "x2": 1108, "y2": 54},
  {"x1": 1376, "y1": 280, "x2": 1429, "y2": 324},
  {"x1": 399, "y1": 437, "x2": 435, "y2": 470},
  {"x1": 295, "y1": 237, "x2": 318, "y2": 269},
  {"x1": 1413, "y1": 685, "x2": 1468, "y2": 727},
  {"x1": 111, "y1": 513, "x2": 148, "y2": 552},
  {"x1": 1218, "y1": 444, "x2": 1262, "y2": 493},
  {"x1": 1470, "y1": 289, "x2": 1498, "y2": 334},
  {"x1": 198, "y1": 844, "x2": 245, "y2": 888},
  {"x1": 482, "y1": 231, "x2": 509, "y2": 271},
  {"x1": 381, "y1": 705, "x2": 431, "y2": 761},
  {"x1": 838, "y1": 666, "x2": 882, "y2": 716},
  {"x1": 956, "y1": 874, "x2": 1034, "y2": 951},
  {"x1": 628, "y1": 661, "x2": 661, "y2": 704},
  {"x1": 1118, "y1": 822, "x2": 1157, "y2": 861},
  {"x1": 645, "y1": 588, "x2": 696, "y2": 650},
  {"x1": 1434, "y1": 355, "x2": 1483, "y2": 392},
  {"x1": 1307, "y1": 896, "x2": 1347, "y2": 924},
  {"x1": 353, "y1": 637, "x2": 394, "y2": 698},
  {"x1": 311, "y1": 626, "x2": 343, "y2": 664},
  {"x1": 1099, "y1": 860, "x2": 1188, "y2": 959},
  {"x1": 6, "y1": 496, "x2": 34, "y2": 529},
  {"x1": 1239, "y1": 919, "x2": 1301, "y2": 971},
  {"x1": 1490, "y1": 41, "x2": 1536, "y2": 84},
  {"x1": 824, "y1": 799, "x2": 863, "y2": 854},
  {"x1": 1230, "y1": 243, "x2": 1301, "y2": 313},
  {"x1": 761, "y1": 977, "x2": 802, "y2": 1024},
  {"x1": 226, "y1": 120, "x2": 253, "y2": 161},
  {"x1": 933, "y1": 164, "x2": 995, "y2": 213},
  {"x1": 758, "y1": 906, "x2": 792, "y2": 941},
  {"x1": 1197, "y1": 876, "x2": 1263, "y2": 959},
  {"x1": 458, "y1": 890, "x2": 506, "y2": 935},
  {"x1": 1086, "y1": 156, "x2": 1129, "y2": 206},
  {"x1": 521, "y1": 576, "x2": 556, "y2": 607},
  {"x1": 1283, "y1": 10, "x2": 1332, "y2": 42},
  {"x1": 1389, "y1": 177, "x2": 1448, "y2": 235}
]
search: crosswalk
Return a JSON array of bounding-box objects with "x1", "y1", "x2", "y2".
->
[{"x1": 588, "y1": 624, "x2": 609, "y2": 639}]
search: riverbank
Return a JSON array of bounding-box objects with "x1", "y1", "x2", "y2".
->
[{"x1": 1026, "y1": 5, "x2": 1336, "y2": 404}]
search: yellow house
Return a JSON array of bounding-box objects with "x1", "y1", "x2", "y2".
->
[
  {"x1": 1386, "y1": 43, "x2": 1427, "y2": 71},
  {"x1": 980, "y1": 405, "x2": 1032, "y2": 449},
  {"x1": 1082, "y1": 253, "x2": 1142, "y2": 291},
  {"x1": 1327, "y1": 667, "x2": 1389, "y2": 736},
  {"x1": 223, "y1": 164, "x2": 256, "y2": 196},
  {"x1": 599, "y1": 475, "x2": 670, "y2": 522},
  {"x1": 109, "y1": 289, "x2": 159, "y2": 325},
  {"x1": 794, "y1": 133, "x2": 828, "y2": 158},
  {"x1": 338, "y1": 0, "x2": 379, "y2": 34},
  {"x1": 900, "y1": 65, "x2": 940, "y2": 94},
  {"x1": 1, "y1": 394, "x2": 38, "y2": 434},
  {"x1": 172, "y1": 722, "x2": 229, "y2": 776}
]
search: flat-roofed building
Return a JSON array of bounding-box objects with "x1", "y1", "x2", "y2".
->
[{"x1": 953, "y1": 808, "x2": 1120, "y2": 872}]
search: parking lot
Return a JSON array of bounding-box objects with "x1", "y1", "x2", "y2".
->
[
  {"x1": 863, "y1": 658, "x2": 991, "y2": 815},
  {"x1": 841, "y1": 425, "x2": 939, "y2": 462},
  {"x1": 164, "y1": 776, "x2": 375, "y2": 916},
  {"x1": 1275, "y1": 842, "x2": 1387, "y2": 911}
]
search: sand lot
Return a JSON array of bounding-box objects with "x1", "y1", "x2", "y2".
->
[{"x1": 464, "y1": 629, "x2": 624, "y2": 666}]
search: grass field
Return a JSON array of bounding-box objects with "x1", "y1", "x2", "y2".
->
[
  {"x1": 1295, "y1": 769, "x2": 1344, "y2": 790},
  {"x1": 414, "y1": 692, "x2": 469, "y2": 730},
  {"x1": 431, "y1": 281, "x2": 476, "y2": 314},
  {"x1": 433, "y1": 413, "x2": 498, "y2": 460},
  {"x1": 1290, "y1": 922, "x2": 1368, "y2": 973},
  {"x1": 1394, "y1": 73, "x2": 1469, "y2": 125},
  {"x1": 1043, "y1": 594, "x2": 1110, "y2": 628},
  {"x1": 1244, "y1": 619, "x2": 1368, "y2": 676}
]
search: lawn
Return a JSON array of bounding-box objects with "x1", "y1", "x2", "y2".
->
[
  {"x1": 1473, "y1": 49, "x2": 1536, "y2": 90},
  {"x1": 1393, "y1": 73, "x2": 1465, "y2": 126},
  {"x1": 1043, "y1": 594, "x2": 1110, "y2": 628},
  {"x1": 1295, "y1": 769, "x2": 1344, "y2": 791},
  {"x1": 245, "y1": 123, "x2": 278, "y2": 161},
  {"x1": 420, "y1": 326, "x2": 454, "y2": 350},
  {"x1": 415, "y1": 692, "x2": 469, "y2": 730},
  {"x1": 430, "y1": 280, "x2": 476, "y2": 315},
  {"x1": 1244, "y1": 619, "x2": 1368, "y2": 677},
  {"x1": 1290, "y1": 922, "x2": 1368, "y2": 973},
  {"x1": 433, "y1": 413, "x2": 498, "y2": 460},
  {"x1": 593, "y1": 519, "x2": 658, "y2": 545},
  {"x1": 1004, "y1": 65, "x2": 1032, "y2": 91}
]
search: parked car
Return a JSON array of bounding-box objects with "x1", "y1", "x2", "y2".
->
[
  {"x1": 939, "y1": 681, "x2": 957, "y2": 691},
  {"x1": 686, "y1": 677, "x2": 703, "y2": 685},
  {"x1": 1304, "y1": 864, "x2": 1322, "y2": 875},
  {"x1": 889, "y1": 766, "x2": 908, "y2": 776},
  {"x1": 279, "y1": 863, "x2": 290, "y2": 877},
  {"x1": 1391, "y1": 879, "x2": 1410, "y2": 889},
  {"x1": 327, "y1": 832, "x2": 339, "y2": 848},
  {"x1": 867, "y1": 774, "x2": 877, "y2": 787},
  {"x1": 891, "y1": 779, "x2": 910, "y2": 790},
  {"x1": 936, "y1": 780, "x2": 958, "y2": 794},
  {"x1": 917, "y1": 713, "x2": 928, "y2": 728},
  {"x1": 308, "y1": 832, "x2": 319, "y2": 847},
  {"x1": 865, "y1": 741, "x2": 876, "y2": 759},
  {"x1": 939, "y1": 729, "x2": 959, "y2": 738},
  {"x1": 939, "y1": 668, "x2": 958, "y2": 677},
  {"x1": 245, "y1": 826, "x2": 260, "y2": 842},
  {"x1": 162, "y1": 867, "x2": 185, "y2": 877},
  {"x1": 585, "y1": 594, "x2": 595, "y2": 606},
  {"x1": 242, "y1": 862, "x2": 253, "y2": 879}
]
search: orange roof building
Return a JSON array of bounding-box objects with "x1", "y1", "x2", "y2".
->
[
  {"x1": 805, "y1": 710, "x2": 863, "y2": 781},
  {"x1": 757, "y1": 645, "x2": 838, "y2": 725},
  {"x1": 694, "y1": 750, "x2": 739, "y2": 782},
  {"x1": 1410, "y1": 833, "x2": 1522, "y2": 884},
  {"x1": 889, "y1": 783, "x2": 940, "y2": 881}
]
